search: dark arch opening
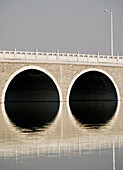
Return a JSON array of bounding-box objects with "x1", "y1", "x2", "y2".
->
[
  {"x1": 5, "y1": 69, "x2": 60, "y2": 131},
  {"x1": 69, "y1": 71, "x2": 118, "y2": 128},
  {"x1": 5, "y1": 69, "x2": 60, "y2": 102},
  {"x1": 69, "y1": 71, "x2": 118, "y2": 101}
]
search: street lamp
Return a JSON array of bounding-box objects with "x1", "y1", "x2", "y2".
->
[{"x1": 104, "y1": 9, "x2": 114, "y2": 56}]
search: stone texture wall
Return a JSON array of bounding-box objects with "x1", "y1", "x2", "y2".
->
[{"x1": 0, "y1": 61, "x2": 123, "y2": 102}]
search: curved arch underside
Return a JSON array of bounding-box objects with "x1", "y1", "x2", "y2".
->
[
  {"x1": 69, "y1": 71, "x2": 118, "y2": 101},
  {"x1": 5, "y1": 69, "x2": 60, "y2": 102}
]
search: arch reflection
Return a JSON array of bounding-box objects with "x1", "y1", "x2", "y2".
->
[
  {"x1": 69, "y1": 101, "x2": 117, "y2": 128},
  {"x1": 5, "y1": 102, "x2": 59, "y2": 132}
]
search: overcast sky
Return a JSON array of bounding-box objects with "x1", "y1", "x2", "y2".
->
[{"x1": 0, "y1": 0, "x2": 123, "y2": 55}]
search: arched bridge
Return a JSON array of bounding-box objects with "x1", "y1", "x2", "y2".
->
[
  {"x1": 0, "y1": 49, "x2": 123, "y2": 159},
  {"x1": 0, "y1": 49, "x2": 123, "y2": 103}
]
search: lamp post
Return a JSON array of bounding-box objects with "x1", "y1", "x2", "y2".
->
[{"x1": 104, "y1": 9, "x2": 114, "y2": 56}]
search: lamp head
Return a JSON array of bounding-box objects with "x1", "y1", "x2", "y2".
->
[{"x1": 104, "y1": 9, "x2": 109, "y2": 13}]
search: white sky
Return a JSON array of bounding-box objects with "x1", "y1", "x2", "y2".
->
[{"x1": 0, "y1": 0, "x2": 123, "y2": 55}]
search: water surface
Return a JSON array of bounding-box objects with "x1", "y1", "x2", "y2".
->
[{"x1": 0, "y1": 101, "x2": 123, "y2": 170}]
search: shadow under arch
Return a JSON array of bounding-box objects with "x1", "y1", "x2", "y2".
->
[
  {"x1": 67, "y1": 68, "x2": 120, "y2": 129},
  {"x1": 1, "y1": 65, "x2": 62, "y2": 132}
]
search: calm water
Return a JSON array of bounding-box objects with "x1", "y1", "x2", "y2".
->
[{"x1": 0, "y1": 101, "x2": 123, "y2": 170}]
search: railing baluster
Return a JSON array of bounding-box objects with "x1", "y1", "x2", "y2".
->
[{"x1": 0, "y1": 49, "x2": 123, "y2": 65}]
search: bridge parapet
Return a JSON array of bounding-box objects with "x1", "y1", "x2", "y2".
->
[{"x1": 0, "y1": 50, "x2": 123, "y2": 65}]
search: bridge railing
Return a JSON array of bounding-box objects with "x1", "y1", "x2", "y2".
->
[{"x1": 0, "y1": 50, "x2": 123, "y2": 64}]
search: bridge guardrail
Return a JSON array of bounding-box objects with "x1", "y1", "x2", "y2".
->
[{"x1": 0, "y1": 50, "x2": 123, "y2": 64}]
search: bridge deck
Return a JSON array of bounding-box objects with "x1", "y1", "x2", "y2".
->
[{"x1": 0, "y1": 50, "x2": 123, "y2": 66}]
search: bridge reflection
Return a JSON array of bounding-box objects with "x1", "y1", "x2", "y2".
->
[
  {"x1": 0, "y1": 101, "x2": 123, "y2": 159},
  {"x1": 5, "y1": 102, "x2": 59, "y2": 132},
  {"x1": 69, "y1": 101, "x2": 117, "y2": 128}
]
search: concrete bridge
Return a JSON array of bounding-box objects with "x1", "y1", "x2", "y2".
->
[
  {"x1": 0, "y1": 49, "x2": 123, "y2": 159},
  {"x1": 0, "y1": 49, "x2": 123, "y2": 103}
]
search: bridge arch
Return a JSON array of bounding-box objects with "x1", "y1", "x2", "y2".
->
[
  {"x1": 67, "y1": 68, "x2": 120, "y2": 101},
  {"x1": 67, "y1": 68, "x2": 120, "y2": 128},
  {"x1": 1, "y1": 65, "x2": 63, "y2": 131},
  {"x1": 2, "y1": 65, "x2": 62, "y2": 103}
]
